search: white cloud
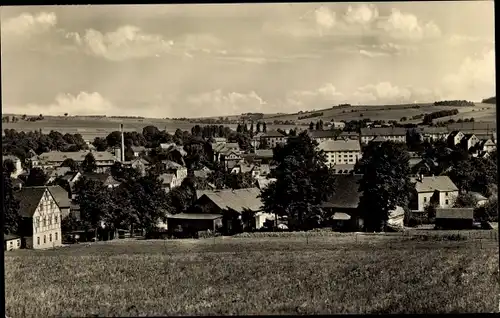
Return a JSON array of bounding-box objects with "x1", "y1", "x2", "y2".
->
[
  {"x1": 378, "y1": 9, "x2": 441, "y2": 40},
  {"x1": 79, "y1": 26, "x2": 174, "y2": 61},
  {"x1": 185, "y1": 90, "x2": 268, "y2": 117},
  {"x1": 3, "y1": 92, "x2": 119, "y2": 116},
  {"x1": 447, "y1": 34, "x2": 494, "y2": 46},
  {"x1": 344, "y1": 4, "x2": 379, "y2": 25},
  {"x1": 1, "y1": 12, "x2": 57, "y2": 41},
  {"x1": 314, "y1": 6, "x2": 336, "y2": 29},
  {"x1": 442, "y1": 49, "x2": 495, "y2": 101},
  {"x1": 359, "y1": 49, "x2": 388, "y2": 58},
  {"x1": 287, "y1": 83, "x2": 346, "y2": 109},
  {"x1": 353, "y1": 82, "x2": 412, "y2": 104}
]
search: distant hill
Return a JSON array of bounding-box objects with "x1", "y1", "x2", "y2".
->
[{"x1": 481, "y1": 96, "x2": 496, "y2": 104}]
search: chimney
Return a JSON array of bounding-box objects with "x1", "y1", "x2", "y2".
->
[{"x1": 120, "y1": 123, "x2": 125, "y2": 162}]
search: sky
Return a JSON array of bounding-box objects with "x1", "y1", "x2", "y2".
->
[{"x1": 0, "y1": 2, "x2": 495, "y2": 118}]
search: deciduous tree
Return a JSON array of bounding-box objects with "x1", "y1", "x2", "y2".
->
[{"x1": 81, "y1": 153, "x2": 97, "y2": 173}]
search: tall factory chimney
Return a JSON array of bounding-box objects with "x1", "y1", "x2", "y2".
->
[{"x1": 120, "y1": 123, "x2": 125, "y2": 162}]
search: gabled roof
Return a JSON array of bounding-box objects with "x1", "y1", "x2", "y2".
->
[
  {"x1": 130, "y1": 146, "x2": 146, "y2": 152},
  {"x1": 339, "y1": 131, "x2": 359, "y2": 137},
  {"x1": 414, "y1": 176, "x2": 458, "y2": 193},
  {"x1": 261, "y1": 130, "x2": 286, "y2": 138},
  {"x1": 360, "y1": 127, "x2": 407, "y2": 136},
  {"x1": 462, "y1": 133, "x2": 477, "y2": 141},
  {"x1": 255, "y1": 177, "x2": 276, "y2": 190},
  {"x1": 47, "y1": 185, "x2": 71, "y2": 208},
  {"x1": 198, "y1": 188, "x2": 262, "y2": 213},
  {"x1": 159, "y1": 173, "x2": 175, "y2": 185},
  {"x1": 162, "y1": 160, "x2": 183, "y2": 170},
  {"x1": 38, "y1": 151, "x2": 117, "y2": 163},
  {"x1": 193, "y1": 169, "x2": 210, "y2": 179},
  {"x1": 131, "y1": 157, "x2": 150, "y2": 165},
  {"x1": 436, "y1": 208, "x2": 474, "y2": 219},
  {"x1": 4, "y1": 234, "x2": 20, "y2": 241},
  {"x1": 308, "y1": 130, "x2": 337, "y2": 138},
  {"x1": 160, "y1": 143, "x2": 176, "y2": 149},
  {"x1": 2, "y1": 155, "x2": 20, "y2": 162},
  {"x1": 49, "y1": 166, "x2": 72, "y2": 178},
  {"x1": 318, "y1": 140, "x2": 361, "y2": 152},
  {"x1": 14, "y1": 187, "x2": 49, "y2": 217},
  {"x1": 254, "y1": 149, "x2": 273, "y2": 158},
  {"x1": 167, "y1": 213, "x2": 223, "y2": 220},
  {"x1": 320, "y1": 174, "x2": 363, "y2": 209},
  {"x1": 469, "y1": 192, "x2": 487, "y2": 201},
  {"x1": 420, "y1": 127, "x2": 449, "y2": 134},
  {"x1": 448, "y1": 130, "x2": 463, "y2": 138}
]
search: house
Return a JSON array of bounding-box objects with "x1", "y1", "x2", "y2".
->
[
  {"x1": 47, "y1": 185, "x2": 72, "y2": 220},
  {"x1": 213, "y1": 137, "x2": 227, "y2": 143},
  {"x1": 411, "y1": 175, "x2": 459, "y2": 211},
  {"x1": 255, "y1": 177, "x2": 276, "y2": 190},
  {"x1": 254, "y1": 212, "x2": 276, "y2": 230},
  {"x1": 231, "y1": 163, "x2": 254, "y2": 175},
  {"x1": 2, "y1": 155, "x2": 24, "y2": 178},
  {"x1": 478, "y1": 139, "x2": 496, "y2": 153},
  {"x1": 191, "y1": 188, "x2": 262, "y2": 234},
  {"x1": 435, "y1": 208, "x2": 474, "y2": 229},
  {"x1": 159, "y1": 173, "x2": 177, "y2": 193},
  {"x1": 128, "y1": 157, "x2": 150, "y2": 176},
  {"x1": 338, "y1": 131, "x2": 359, "y2": 141},
  {"x1": 251, "y1": 132, "x2": 266, "y2": 149},
  {"x1": 411, "y1": 158, "x2": 439, "y2": 176},
  {"x1": 360, "y1": 127, "x2": 407, "y2": 144},
  {"x1": 193, "y1": 166, "x2": 212, "y2": 179},
  {"x1": 320, "y1": 174, "x2": 364, "y2": 231},
  {"x1": 35, "y1": 151, "x2": 118, "y2": 173},
  {"x1": 11, "y1": 177, "x2": 24, "y2": 191},
  {"x1": 212, "y1": 142, "x2": 241, "y2": 162},
  {"x1": 254, "y1": 149, "x2": 274, "y2": 162},
  {"x1": 82, "y1": 172, "x2": 121, "y2": 188},
  {"x1": 260, "y1": 130, "x2": 288, "y2": 148},
  {"x1": 253, "y1": 164, "x2": 271, "y2": 177},
  {"x1": 46, "y1": 166, "x2": 72, "y2": 184},
  {"x1": 447, "y1": 130, "x2": 465, "y2": 147},
  {"x1": 331, "y1": 164, "x2": 355, "y2": 174},
  {"x1": 131, "y1": 146, "x2": 146, "y2": 157},
  {"x1": 14, "y1": 186, "x2": 63, "y2": 249},
  {"x1": 460, "y1": 134, "x2": 480, "y2": 151},
  {"x1": 317, "y1": 140, "x2": 362, "y2": 167},
  {"x1": 220, "y1": 150, "x2": 244, "y2": 170},
  {"x1": 4, "y1": 234, "x2": 21, "y2": 251},
  {"x1": 307, "y1": 130, "x2": 338, "y2": 143},
  {"x1": 161, "y1": 160, "x2": 188, "y2": 186},
  {"x1": 419, "y1": 127, "x2": 449, "y2": 142}
]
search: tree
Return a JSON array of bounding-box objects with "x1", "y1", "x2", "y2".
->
[
  {"x1": 81, "y1": 153, "x2": 97, "y2": 173},
  {"x1": 3, "y1": 159, "x2": 16, "y2": 176},
  {"x1": 358, "y1": 141, "x2": 412, "y2": 232},
  {"x1": 250, "y1": 122, "x2": 254, "y2": 133},
  {"x1": 259, "y1": 138, "x2": 270, "y2": 150},
  {"x1": 309, "y1": 122, "x2": 315, "y2": 130},
  {"x1": 142, "y1": 125, "x2": 160, "y2": 142},
  {"x1": 61, "y1": 158, "x2": 78, "y2": 171},
  {"x1": 3, "y1": 173, "x2": 21, "y2": 234},
  {"x1": 92, "y1": 137, "x2": 108, "y2": 151},
  {"x1": 256, "y1": 122, "x2": 262, "y2": 133},
  {"x1": 315, "y1": 121, "x2": 320, "y2": 130},
  {"x1": 259, "y1": 131, "x2": 336, "y2": 230},
  {"x1": 453, "y1": 192, "x2": 478, "y2": 208},
  {"x1": 74, "y1": 177, "x2": 108, "y2": 232},
  {"x1": 25, "y1": 167, "x2": 48, "y2": 186},
  {"x1": 106, "y1": 131, "x2": 122, "y2": 148},
  {"x1": 263, "y1": 122, "x2": 267, "y2": 133}
]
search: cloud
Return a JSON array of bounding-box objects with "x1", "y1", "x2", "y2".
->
[
  {"x1": 441, "y1": 49, "x2": 495, "y2": 101},
  {"x1": 1, "y1": 12, "x2": 57, "y2": 41},
  {"x1": 314, "y1": 6, "x2": 336, "y2": 29},
  {"x1": 185, "y1": 90, "x2": 268, "y2": 117},
  {"x1": 3, "y1": 92, "x2": 120, "y2": 116},
  {"x1": 359, "y1": 49, "x2": 388, "y2": 58},
  {"x1": 447, "y1": 34, "x2": 494, "y2": 46},
  {"x1": 353, "y1": 82, "x2": 412, "y2": 104},
  {"x1": 344, "y1": 4, "x2": 379, "y2": 25},
  {"x1": 79, "y1": 26, "x2": 174, "y2": 61},
  {"x1": 357, "y1": 42, "x2": 416, "y2": 58},
  {"x1": 378, "y1": 9, "x2": 441, "y2": 40},
  {"x1": 287, "y1": 83, "x2": 346, "y2": 109}
]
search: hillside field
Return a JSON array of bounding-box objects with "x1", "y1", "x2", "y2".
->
[{"x1": 4, "y1": 233, "x2": 499, "y2": 316}]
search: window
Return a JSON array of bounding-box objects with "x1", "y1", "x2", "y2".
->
[
  {"x1": 49, "y1": 234, "x2": 52, "y2": 242},
  {"x1": 445, "y1": 199, "x2": 449, "y2": 205},
  {"x1": 43, "y1": 217, "x2": 46, "y2": 227},
  {"x1": 37, "y1": 237, "x2": 40, "y2": 245},
  {"x1": 43, "y1": 235, "x2": 46, "y2": 244},
  {"x1": 55, "y1": 232, "x2": 58, "y2": 241},
  {"x1": 445, "y1": 192, "x2": 448, "y2": 197},
  {"x1": 35, "y1": 217, "x2": 40, "y2": 227},
  {"x1": 424, "y1": 197, "x2": 427, "y2": 203},
  {"x1": 48, "y1": 215, "x2": 52, "y2": 225},
  {"x1": 55, "y1": 215, "x2": 59, "y2": 224},
  {"x1": 17, "y1": 240, "x2": 20, "y2": 247}
]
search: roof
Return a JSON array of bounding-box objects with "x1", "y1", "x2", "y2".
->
[
  {"x1": 463, "y1": 134, "x2": 476, "y2": 141},
  {"x1": 213, "y1": 137, "x2": 227, "y2": 142},
  {"x1": 14, "y1": 187, "x2": 48, "y2": 217},
  {"x1": 49, "y1": 166, "x2": 72, "y2": 177},
  {"x1": 167, "y1": 213, "x2": 223, "y2": 220},
  {"x1": 130, "y1": 146, "x2": 146, "y2": 152},
  {"x1": 254, "y1": 149, "x2": 274, "y2": 158},
  {"x1": 436, "y1": 208, "x2": 474, "y2": 219},
  {"x1": 2, "y1": 155, "x2": 20, "y2": 162},
  {"x1": 414, "y1": 176, "x2": 459, "y2": 193},
  {"x1": 331, "y1": 164, "x2": 355, "y2": 172},
  {"x1": 237, "y1": 164, "x2": 254, "y2": 173},
  {"x1": 160, "y1": 143, "x2": 176, "y2": 149},
  {"x1": 339, "y1": 131, "x2": 359, "y2": 136},
  {"x1": 256, "y1": 164, "x2": 271, "y2": 174},
  {"x1": 256, "y1": 177, "x2": 276, "y2": 190},
  {"x1": 198, "y1": 188, "x2": 262, "y2": 213},
  {"x1": 162, "y1": 160, "x2": 183, "y2": 170},
  {"x1": 38, "y1": 151, "x2": 117, "y2": 163},
  {"x1": 47, "y1": 185, "x2": 71, "y2": 208},
  {"x1": 193, "y1": 169, "x2": 210, "y2": 178},
  {"x1": 131, "y1": 157, "x2": 150, "y2": 166},
  {"x1": 318, "y1": 140, "x2": 360, "y2": 152},
  {"x1": 11, "y1": 178, "x2": 24, "y2": 187},
  {"x1": 360, "y1": 127, "x2": 407, "y2": 137},
  {"x1": 320, "y1": 174, "x2": 363, "y2": 209},
  {"x1": 420, "y1": 127, "x2": 449, "y2": 134},
  {"x1": 331, "y1": 212, "x2": 351, "y2": 220},
  {"x1": 4, "y1": 234, "x2": 20, "y2": 241},
  {"x1": 262, "y1": 130, "x2": 286, "y2": 138},
  {"x1": 308, "y1": 130, "x2": 337, "y2": 138},
  {"x1": 82, "y1": 172, "x2": 114, "y2": 183},
  {"x1": 469, "y1": 192, "x2": 487, "y2": 201},
  {"x1": 159, "y1": 173, "x2": 175, "y2": 185},
  {"x1": 448, "y1": 130, "x2": 462, "y2": 138},
  {"x1": 371, "y1": 135, "x2": 387, "y2": 143}
]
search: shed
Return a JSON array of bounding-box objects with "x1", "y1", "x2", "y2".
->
[
  {"x1": 167, "y1": 213, "x2": 223, "y2": 237},
  {"x1": 4, "y1": 234, "x2": 21, "y2": 251},
  {"x1": 435, "y1": 208, "x2": 474, "y2": 229}
]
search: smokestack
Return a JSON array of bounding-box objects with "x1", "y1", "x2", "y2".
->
[{"x1": 120, "y1": 123, "x2": 125, "y2": 162}]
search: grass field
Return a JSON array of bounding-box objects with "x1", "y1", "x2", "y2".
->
[{"x1": 5, "y1": 233, "x2": 499, "y2": 316}]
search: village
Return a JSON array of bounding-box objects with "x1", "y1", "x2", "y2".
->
[{"x1": 3, "y1": 116, "x2": 498, "y2": 250}]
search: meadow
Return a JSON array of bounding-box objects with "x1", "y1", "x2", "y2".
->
[{"x1": 4, "y1": 233, "x2": 499, "y2": 316}]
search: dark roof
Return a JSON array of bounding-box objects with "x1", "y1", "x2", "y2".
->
[
  {"x1": 4, "y1": 234, "x2": 20, "y2": 241},
  {"x1": 262, "y1": 130, "x2": 286, "y2": 138},
  {"x1": 47, "y1": 185, "x2": 71, "y2": 208},
  {"x1": 320, "y1": 174, "x2": 363, "y2": 209},
  {"x1": 308, "y1": 130, "x2": 337, "y2": 138},
  {"x1": 436, "y1": 208, "x2": 474, "y2": 219},
  {"x1": 82, "y1": 172, "x2": 112, "y2": 183},
  {"x1": 360, "y1": 127, "x2": 407, "y2": 136},
  {"x1": 254, "y1": 149, "x2": 273, "y2": 158},
  {"x1": 167, "y1": 213, "x2": 223, "y2": 220},
  {"x1": 14, "y1": 187, "x2": 47, "y2": 217}
]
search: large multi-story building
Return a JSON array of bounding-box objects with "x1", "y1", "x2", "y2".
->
[
  {"x1": 307, "y1": 130, "x2": 337, "y2": 144},
  {"x1": 317, "y1": 140, "x2": 362, "y2": 167},
  {"x1": 360, "y1": 127, "x2": 407, "y2": 144},
  {"x1": 32, "y1": 151, "x2": 118, "y2": 173},
  {"x1": 260, "y1": 130, "x2": 288, "y2": 148}
]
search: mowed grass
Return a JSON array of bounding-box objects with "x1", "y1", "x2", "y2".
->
[{"x1": 5, "y1": 235, "x2": 499, "y2": 316}]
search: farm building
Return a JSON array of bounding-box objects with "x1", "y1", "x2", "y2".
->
[
  {"x1": 435, "y1": 208, "x2": 474, "y2": 230},
  {"x1": 4, "y1": 234, "x2": 21, "y2": 251},
  {"x1": 191, "y1": 188, "x2": 262, "y2": 235},
  {"x1": 35, "y1": 151, "x2": 118, "y2": 173},
  {"x1": 338, "y1": 131, "x2": 359, "y2": 141},
  {"x1": 320, "y1": 174, "x2": 364, "y2": 231},
  {"x1": 47, "y1": 185, "x2": 72, "y2": 220},
  {"x1": 166, "y1": 213, "x2": 223, "y2": 237},
  {"x1": 411, "y1": 175, "x2": 459, "y2": 211},
  {"x1": 307, "y1": 130, "x2": 338, "y2": 143},
  {"x1": 360, "y1": 127, "x2": 407, "y2": 144},
  {"x1": 259, "y1": 130, "x2": 288, "y2": 148}
]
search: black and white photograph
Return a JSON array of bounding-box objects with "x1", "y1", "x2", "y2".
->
[{"x1": 2, "y1": 2, "x2": 498, "y2": 316}]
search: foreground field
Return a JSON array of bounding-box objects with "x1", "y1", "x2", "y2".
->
[{"x1": 5, "y1": 235, "x2": 499, "y2": 316}]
